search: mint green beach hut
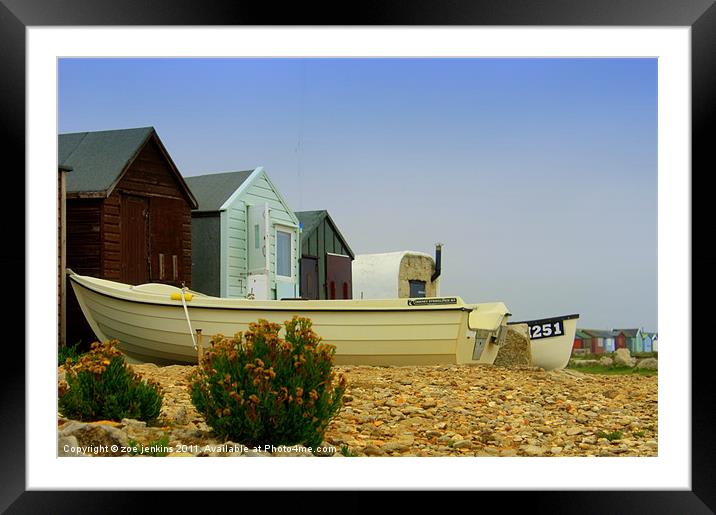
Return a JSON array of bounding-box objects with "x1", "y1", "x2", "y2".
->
[{"x1": 185, "y1": 167, "x2": 300, "y2": 300}]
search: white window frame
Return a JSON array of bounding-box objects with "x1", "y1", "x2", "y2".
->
[{"x1": 274, "y1": 225, "x2": 295, "y2": 281}]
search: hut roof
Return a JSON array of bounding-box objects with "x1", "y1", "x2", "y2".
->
[
  {"x1": 582, "y1": 329, "x2": 618, "y2": 338},
  {"x1": 612, "y1": 328, "x2": 641, "y2": 337},
  {"x1": 295, "y1": 210, "x2": 354, "y2": 259},
  {"x1": 574, "y1": 329, "x2": 592, "y2": 339},
  {"x1": 184, "y1": 170, "x2": 255, "y2": 213},
  {"x1": 58, "y1": 126, "x2": 197, "y2": 207}
]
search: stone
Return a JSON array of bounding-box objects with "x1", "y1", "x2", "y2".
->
[
  {"x1": 452, "y1": 439, "x2": 472, "y2": 449},
  {"x1": 493, "y1": 324, "x2": 532, "y2": 368},
  {"x1": 363, "y1": 446, "x2": 384, "y2": 456},
  {"x1": 614, "y1": 348, "x2": 636, "y2": 367},
  {"x1": 599, "y1": 357, "x2": 614, "y2": 367},
  {"x1": 602, "y1": 389, "x2": 620, "y2": 399},
  {"x1": 636, "y1": 358, "x2": 658, "y2": 370},
  {"x1": 521, "y1": 445, "x2": 545, "y2": 456},
  {"x1": 313, "y1": 443, "x2": 336, "y2": 457},
  {"x1": 64, "y1": 424, "x2": 130, "y2": 456},
  {"x1": 121, "y1": 418, "x2": 147, "y2": 429},
  {"x1": 170, "y1": 407, "x2": 189, "y2": 425},
  {"x1": 382, "y1": 442, "x2": 409, "y2": 453},
  {"x1": 58, "y1": 435, "x2": 85, "y2": 457}
]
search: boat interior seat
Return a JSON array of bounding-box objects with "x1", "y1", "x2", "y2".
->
[{"x1": 130, "y1": 283, "x2": 185, "y2": 295}]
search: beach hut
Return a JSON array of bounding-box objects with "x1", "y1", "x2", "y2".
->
[
  {"x1": 294, "y1": 210, "x2": 354, "y2": 300},
  {"x1": 60, "y1": 126, "x2": 198, "y2": 346},
  {"x1": 58, "y1": 164, "x2": 72, "y2": 347},
  {"x1": 613, "y1": 328, "x2": 644, "y2": 353},
  {"x1": 642, "y1": 332, "x2": 657, "y2": 353},
  {"x1": 572, "y1": 329, "x2": 591, "y2": 355},
  {"x1": 581, "y1": 329, "x2": 615, "y2": 355},
  {"x1": 352, "y1": 245, "x2": 443, "y2": 300},
  {"x1": 185, "y1": 168, "x2": 300, "y2": 300}
]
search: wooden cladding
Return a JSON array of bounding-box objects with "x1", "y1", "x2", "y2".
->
[
  {"x1": 120, "y1": 195, "x2": 149, "y2": 284},
  {"x1": 116, "y1": 138, "x2": 188, "y2": 200},
  {"x1": 65, "y1": 133, "x2": 194, "y2": 346}
]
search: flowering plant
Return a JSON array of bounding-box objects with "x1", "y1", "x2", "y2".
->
[
  {"x1": 190, "y1": 317, "x2": 346, "y2": 449},
  {"x1": 58, "y1": 340, "x2": 163, "y2": 423}
]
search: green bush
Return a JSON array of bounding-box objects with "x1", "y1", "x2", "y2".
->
[
  {"x1": 58, "y1": 340, "x2": 163, "y2": 423},
  {"x1": 190, "y1": 317, "x2": 347, "y2": 449},
  {"x1": 58, "y1": 341, "x2": 82, "y2": 366}
]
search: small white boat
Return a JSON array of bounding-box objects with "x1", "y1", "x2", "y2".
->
[
  {"x1": 67, "y1": 270, "x2": 512, "y2": 366},
  {"x1": 508, "y1": 314, "x2": 580, "y2": 370}
]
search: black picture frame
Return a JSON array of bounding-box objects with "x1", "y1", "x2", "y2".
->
[{"x1": 2, "y1": 1, "x2": 713, "y2": 512}]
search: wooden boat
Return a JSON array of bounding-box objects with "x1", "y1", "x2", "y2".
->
[
  {"x1": 67, "y1": 270, "x2": 512, "y2": 366},
  {"x1": 508, "y1": 314, "x2": 580, "y2": 370}
]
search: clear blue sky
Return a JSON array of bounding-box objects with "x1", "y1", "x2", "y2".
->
[{"x1": 58, "y1": 58, "x2": 657, "y2": 331}]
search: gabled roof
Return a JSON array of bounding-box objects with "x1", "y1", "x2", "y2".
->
[
  {"x1": 582, "y1": 329, "x2": 617, "y2": 338},
  {"x1": 612, "y1": 328, "x2": 641, "y2": 337},
  {"x1": 574, "y1": 329, "x2": 592, "y2": 339},
  {"x1": 295, "y1": 210, "x2": 355, "y2": 259},
  {"x1": 58, "y1": 126, "x2": 197, "y2": 208},
  {"x1": 184, "y1": 170, "x2": 254, "y2": 213}
]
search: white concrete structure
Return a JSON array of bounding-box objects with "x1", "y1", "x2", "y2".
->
[{"x1": 352, "y1": 250, "x2": 441, "y2": 300}]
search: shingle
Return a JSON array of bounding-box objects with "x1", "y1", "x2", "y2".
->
[
  {"x1": 295, "y1": 210, "x2": 355, "y2": 259},
  {"x1": 184, "y1": 170, "x2": 254, "y2": 213},
  {"x1": 59, "y1": 127, "x2": 154, "y2": 193},
  {"x1": 295, "y1": 210, "x2": 326, "y2": 236}
]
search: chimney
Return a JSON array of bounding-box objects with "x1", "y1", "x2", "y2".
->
[{"x1": 431, "y1": 243, "x2": 443, "y2": 282}]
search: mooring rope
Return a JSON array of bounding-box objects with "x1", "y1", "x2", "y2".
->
[{"x1": 179, "y1": 287, "x2": 197, "y2": 350}]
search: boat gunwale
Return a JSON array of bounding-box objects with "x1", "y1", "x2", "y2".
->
[
  {"x1": 508, "y1": 313, "x2": 580, "y2": 325},
  {"x1": 68, "y1": 273, "x2": 475, "y2": 314}
]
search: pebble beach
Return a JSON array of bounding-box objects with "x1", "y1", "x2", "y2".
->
[{"x1": 58, "y1": 362, "x2": 658, "y2": 458}]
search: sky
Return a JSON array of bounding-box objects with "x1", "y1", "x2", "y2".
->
[{"x1": 58, "y1": 58, "x2": 657, "y2": 331}]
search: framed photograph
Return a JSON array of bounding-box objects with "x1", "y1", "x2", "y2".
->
[{"x1": 3, "y1": 0, "x2": 712, "y2": 511}]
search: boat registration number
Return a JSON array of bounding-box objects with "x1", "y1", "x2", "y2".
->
[{"x1": 527, "y1": 318, "x2": 566, "y2": 340}]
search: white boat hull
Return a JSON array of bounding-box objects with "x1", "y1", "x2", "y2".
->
[
  {"x1": 510, "y1": 314, "x2": 579, "y2": 371},
  {"x1": 68, "y1": 271, "x2": 511, "y2": 366}
]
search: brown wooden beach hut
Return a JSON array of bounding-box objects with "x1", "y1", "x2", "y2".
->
[{"x1": 59, "y1": 126, "x2": 198, "y2": 347}]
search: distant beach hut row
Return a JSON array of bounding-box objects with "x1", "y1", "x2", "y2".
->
[
  {"x1": 573, "y1": 328, "x2": 657, "y2": 355},
  {"x1": 58, "y1": 126, "x2": 441, "y2": 346}
]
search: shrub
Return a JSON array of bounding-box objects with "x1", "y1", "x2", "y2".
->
[
  {"x1": 190, "y1": 317, "x2": 347, "y2": 449},
  {"x1": 58, "y1": 340, "x2": 163, "y2": 423},
  {"x1": 58, "y1": 340, "x2": 83, "y2": 366}
]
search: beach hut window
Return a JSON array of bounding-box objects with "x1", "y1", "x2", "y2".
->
[
  {"x1": 409, "y1": 280, "x2": 426, "y2": 298},
  {"x1": 277, "y1": 230, "x2": 291, "y2": 277}
]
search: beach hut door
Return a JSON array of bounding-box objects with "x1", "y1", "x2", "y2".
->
[{"x1": 247, "y1": 203, "x2": 270, "y2": 299}]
